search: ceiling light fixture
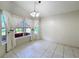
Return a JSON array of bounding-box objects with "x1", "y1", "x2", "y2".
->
[{"x1": 30, "y1": 1, "x2": 41, "y2": 18}]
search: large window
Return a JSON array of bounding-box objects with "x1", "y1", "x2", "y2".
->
[
  {"x1": 15, "y1": 28, "x2": 23, "y2": 38},
  {"x1": 14, "y1": 20, "x2": 32, "y2": 38},
  {"x1": 34, "y1": 24, "x2": 39, "y2": 34},
  {"x1": 24, "y1": 27, "x2": 31, "y2": 36},
  {"x1": 1, "y1": 14, "x2": 7, "y2": 42},
  {"x1": 1, "y1": 15, "x2": 6, "y2": 36},
  {"x1": 26, "y1": 28, "x2": 31, "y2": 33},
  {"x1": 15, "y1": 28, "x2": 23, "y2": 33},
  {"x1": 15, "y1": 27, "x2": 32, "y2": 38},
  {"x1": 1, "y1": 28, "x2": 6, "y2": 36}
]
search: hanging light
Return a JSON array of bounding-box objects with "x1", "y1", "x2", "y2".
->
[
  {"x1": 30, "y1": 11, "x2": 40, "y2": 17},
  {"x1": 30, "y1": 1, "x2": 40, "y2": 18},
  {"x1": 30, "y1": 11, "x2": 36, "y2": 17},
  {"x1": 36, "y1": 12, "x2": 40, "y2": 17}
]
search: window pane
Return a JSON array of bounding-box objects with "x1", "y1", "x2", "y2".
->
[
  {"x1": 16, "y1": 28, "x2": 19, "y2": 33},
  {"x1": 34, "y1": 25, "x2": 39, "y2": 34},
  {"x1": 2, "y1": 28, "x2": 6, "y2": 32},
  {"x1": 15, "y1": 28, "x2": 18, "y2": 32},
  {"x1": 1, "y1": 28, "x2": 6, "y2": 36},
  {"x1": 19, "y1": 28, "x2": 22, "y2": 33},
  {"x1": 2, "y1": 28, "x2": 6, "y2": 36},
  {"x1": 2, "y1": 23, "x2": 5, "y2": 27},
  {"x1": 15, "y1": 28, "x2": 22, "y2": 33},
  {"x1": 2, "y1": 32, "x2": 6, "y2": 36},
  {"x1": 1, "y1": 15, "x2": 6, "y2": 27},
  {"x1": 26, "y1": 28, "x2": 31, "y2": 33}
]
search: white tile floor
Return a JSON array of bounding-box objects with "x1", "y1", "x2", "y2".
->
[{"x1": 3, "y1": 40, "x2": 79, "y2": 58}]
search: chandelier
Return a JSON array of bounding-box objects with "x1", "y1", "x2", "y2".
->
[{"x1": 30, "y1": 1, "x2": 41, "y2": 18}]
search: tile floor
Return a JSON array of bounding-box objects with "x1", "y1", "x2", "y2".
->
[{"x1": 3, "y1": 40, "x2": 79, "y2": 58}]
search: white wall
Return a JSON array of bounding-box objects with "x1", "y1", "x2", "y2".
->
[{"x1": 41, "y1": 11, "x2": 79, "y2": 47}]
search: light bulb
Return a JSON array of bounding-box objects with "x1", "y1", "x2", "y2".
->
[
  {"x1": 30, "y1": 11, "x2": 40, "y2": 17},
  {"x1": 36, "y1": 12, "x2": 40, "y2": 17},
  {"x1": 30, "y1": 11, "x2": 36, "y2": 17}
]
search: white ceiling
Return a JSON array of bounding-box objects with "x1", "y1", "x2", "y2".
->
[{"x1": 0, "y1": 1, "x2": 79, "y2": 18}]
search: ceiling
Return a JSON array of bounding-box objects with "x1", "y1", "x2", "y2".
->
[{"x1": 0, "y1": 1, "x2": 79, "y2": 18}]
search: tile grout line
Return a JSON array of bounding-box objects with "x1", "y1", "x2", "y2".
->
[
  {"x1": 63, "y1": 45, "x2": 64, "y2": 58},
  {"x1": 72, "y1": 48, "x2": 76, "y2": 58},
  {"x1": 40, "y1": 44, "x2": 50, "y2": 57},
  {"x1": 11, "y1": 51, "x2": 20, "y2": 58},
  {"x1": 51, "y1": 44, "x2": 58, "y2": 58},
  {"x1": 3, "y1": 40, "x2": 79, "y2": 58},
  {"x1": 40, "y1": 43, "x2": 55, "y2": 57}
]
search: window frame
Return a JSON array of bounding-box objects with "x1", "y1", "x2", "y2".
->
[{"x1": 15, "y1": 27, "x2": 32, "y2": 38}]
